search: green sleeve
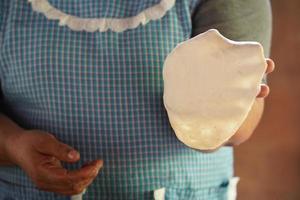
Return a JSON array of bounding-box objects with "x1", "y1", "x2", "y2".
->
[{"x1": 191, "y1": 0, "x2": 272, "y2": 84}]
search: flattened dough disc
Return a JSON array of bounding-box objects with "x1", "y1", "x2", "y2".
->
[{"x1": 163, "y1": 29, "x2": 266, "y2": 150}]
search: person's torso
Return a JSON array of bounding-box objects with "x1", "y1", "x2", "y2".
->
[{"x1": 0, "y1": 0, "x2": 233, "y2": 199}]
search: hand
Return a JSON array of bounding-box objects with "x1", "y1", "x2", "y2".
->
[
  {"x1": 255, "y1": 58, "x2": 275, "y2": 98},
  {"x1": 5, "y1": 130, "x2": 103, "y2": 196},
  {"x1": 226, "y1": 58, "x2": 275, "y2": 146}
]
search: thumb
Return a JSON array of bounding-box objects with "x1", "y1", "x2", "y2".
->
[{"x1": 35, "y1": 134, "x2": 80, "y2": 162}]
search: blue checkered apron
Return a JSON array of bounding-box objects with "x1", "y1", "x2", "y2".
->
[{"x1": 0, "y1": 0, "x2": 233, "y2": 199}]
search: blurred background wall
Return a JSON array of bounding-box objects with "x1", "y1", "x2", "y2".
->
[{"x1": 235, "y1": 0, "x2": 300, "y2": 199}]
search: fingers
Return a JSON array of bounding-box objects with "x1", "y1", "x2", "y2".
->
[
  {"x1": 257, "y1": 84, "x2": 270, "y2": 98},
  {"x1": 256, "y1": 58, "x2": 274, "y2": 98},
  {"x1": 38, "y1": 157, "x2": 72, "y2": 187},
  {"x1": 34, "y1": 155, "x2": 74, "y2": 190},
  {"x1": 34, "y1": 134, "x2": 80, "y2": 163},
  {"x1": 203, "y1": 59, "x2": 275, "y2": 150},
  {"x1": 66, "y1": 160, "x2": 103, "y2": 195},
  {"x1": 67, "y1": 160, "x2": 103, "y2": 182},
  {"x1": 265, "y1": 58, "x2": 275, "y2": 74},
  {"x1": 35, "y1": 158, "x2": 103, "y2": 195}
]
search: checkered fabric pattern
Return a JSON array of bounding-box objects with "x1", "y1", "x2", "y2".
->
[{"x1": 0, "y1": 0, "x2": 233, "y2": 199}]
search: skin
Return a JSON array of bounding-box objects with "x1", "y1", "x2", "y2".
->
[
  {"x1": 226, "y1": 58, "x2": 275, "y2": 146},
  {"x1": 0, "y1": 59, "x2": 274, "y2": 195},
  {"x1": 0, "y1": 118, "x2": 103, "y2": 196}
]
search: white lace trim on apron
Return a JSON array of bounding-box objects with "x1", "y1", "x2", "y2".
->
[{"x1": 28, "y1": 0, "x2": 175, "y2": 32}]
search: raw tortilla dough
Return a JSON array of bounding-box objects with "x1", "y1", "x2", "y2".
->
[{"x1": 163, "y1": 29, "x2": 266, "y2": 150}]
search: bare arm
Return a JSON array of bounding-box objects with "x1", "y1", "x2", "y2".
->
[
  {"x1": 230, "y1": 98, "x2": 265, "y2": 145},
  {"x1": 0, "y1": 114, "x2": 23, "y2": 165},
  {"x1": 192, "y1": 0, "x2": 274, "y2": 147},
  {"x1": 227, "y1": 58, "x2": 274, "y2": 145},
  {"x1": 0, "y1": 113, "x2": 103, "y2": 195}
]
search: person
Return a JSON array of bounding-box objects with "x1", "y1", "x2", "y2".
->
[{"x1": 0, "y1": 0, "x2": 274, "y2": 199}]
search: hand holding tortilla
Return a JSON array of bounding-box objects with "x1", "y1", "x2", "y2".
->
[{"x1": 163, "y1": 29, "x2": 273, "y2": 150}]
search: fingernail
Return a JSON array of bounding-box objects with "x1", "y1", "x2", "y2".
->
[
  {"x1": 95, "y1": 161, "x2": 104, "y2": 172},
  {"x1": 93, "y1": 167, "x2": 99, "y2": 174},
  {"x1": 68, "y1": 150, "x2": 79, "y2": 160}
]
